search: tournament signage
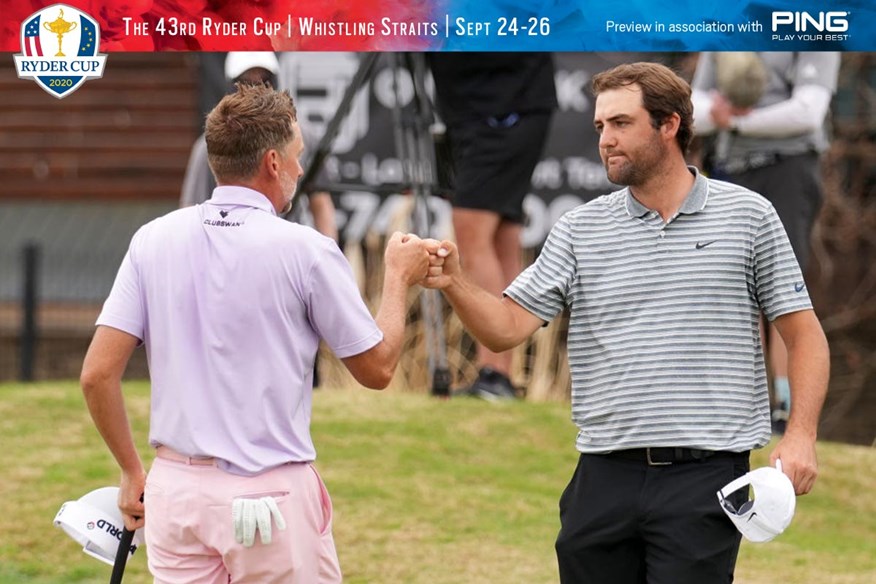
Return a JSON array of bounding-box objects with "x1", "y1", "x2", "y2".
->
[
  {"x1": 13, "y1": 3, "x2": 107, "y2": 99},
  {"x1": 1, "y1": 0, "x2": 873, "y2": 52}
]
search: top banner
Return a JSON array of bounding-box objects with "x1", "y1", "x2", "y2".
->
[{"x1": 1, "y1": 0, "x2": 874, "y2": 52}]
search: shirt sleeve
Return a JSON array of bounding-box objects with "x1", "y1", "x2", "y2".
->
[
  {"x1": 691, "y1": 52, "x2": 719, "y2": 135},
  {"x1": 504, "y1": 213, "x2": 576, "y2": 323},
  {"x1": 752, "y1": 204, "x2": 813, "y2": 321},
  {"x1": 792, "y1": 52, "x2": 841, "y2": 92},
  {"x1": 733, "y1": 53, "x2": 840, "y2": 137},
  {"x1": 179, "y1": 136, "x2": 212, "y2": 207},
  {"x1": 735, "y1": 84, "x2": 832, "y2": 138},
  {"x1": 96, "y1": 230, "x2": 146, "y2": 341},
  {"x1": 306, "y1": 239, "x2": 383, "y2": 358}
]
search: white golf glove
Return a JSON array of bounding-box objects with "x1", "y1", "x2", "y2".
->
[{"x1": 232, "y1": 496, "x2": 287, "y2": 547}]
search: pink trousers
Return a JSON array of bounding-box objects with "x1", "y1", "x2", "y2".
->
[{"x1": 144, "y1": 450, "x2": 342, "y2": 583}]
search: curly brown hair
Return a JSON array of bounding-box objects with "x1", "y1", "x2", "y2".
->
[
  {"x1": 205, "y1": 83, "x2": 298, "y2": 183},
  {"x1": 591, "y1": 62, "x2": 693, "y2": 154}
]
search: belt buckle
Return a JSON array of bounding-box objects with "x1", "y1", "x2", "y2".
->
[{"x1": 646, "y1": 447, "x2": 672, "y2": 466}]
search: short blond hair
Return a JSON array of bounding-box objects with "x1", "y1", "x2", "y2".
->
[{"x1": 205, "y1": 83, "x2": 298, "y2": 183}]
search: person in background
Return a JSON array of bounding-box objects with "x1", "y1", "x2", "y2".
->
[
  {"x1": 691, "y1": 52, "x2": 840, "y2": 432},
  {"x1": 181, "y1": 51, "x2": 338, "y2": 241},
  {"x1": 82, "y1": 84, "x2": 431, "y2": 582},
  {"x1": 422, "y1": 62, "x2": 829, "y2": 583},
  {"x1": 427, "y1": 52, "x2": 557, "y2": 400}
]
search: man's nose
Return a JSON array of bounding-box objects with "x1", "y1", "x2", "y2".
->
[{"x1": 599, "y1": 128, "x2": 616, "y2": 150}]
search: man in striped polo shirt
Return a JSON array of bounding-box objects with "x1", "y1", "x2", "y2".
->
[{"x1": 422, "y1": 62, "x2": 829, "y2": 582}]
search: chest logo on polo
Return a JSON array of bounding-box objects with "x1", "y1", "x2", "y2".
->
[
  {"x1": 794, "y1": 282, "x2": 806, "y2": 292},
  {"x1": 695, "y1": 240, "x2": 717, "y2": 249}
]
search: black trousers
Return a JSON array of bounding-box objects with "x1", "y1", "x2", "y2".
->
[{"x1": 556, "y1": 452, "x2": 750, "y2": 584}]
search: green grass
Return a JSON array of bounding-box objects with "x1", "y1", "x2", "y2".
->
[{"x1": 0, "y1": 382, "x2": 873, "y2": 583}]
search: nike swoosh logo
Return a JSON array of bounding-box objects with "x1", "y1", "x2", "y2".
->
[
  {"x1": 794, "y1": 282, "x2": 806, "y2": 292},
  {"x1": 695, "y1": 241, "x2": 717, "y2": 249}
]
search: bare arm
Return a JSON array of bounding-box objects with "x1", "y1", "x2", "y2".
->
[
  {"x1": 769, "y1": 309, "x2": 830, "y2": 495},
  {"x1": 733, "y1": 85, "x2": 832, "y2": 137},
  {"x1": 708, "y1": 85, "x2": 832, "y2": 137},
  {"x1": 307, "y1": 191, "x2": 339, "y2": 242},
  {"x1": 342, "y1": 232, "x2": 429, "y2": 388},
  {"x1": 80, "y1": 325, "x2": 146, "y2": 530},
  {"x1": 422, "y1": 240, "x2": 543, "y2": 352}
]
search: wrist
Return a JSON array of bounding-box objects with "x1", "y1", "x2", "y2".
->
[
  {"x1": 120, "y1": 463, "x2": 146, "y2": 477},
  {"x1": 442, "y1": 272, "x2": 466, "y2": 294},
  {"x1": 783, "y1": 422, "x2": 817, "y2": 442},
  {"x1": 382, "y1": 271, "x2": 408, "y2": 292},
  {"x1": 727, "y1": 116, "x2": 742, "y2": 135}
]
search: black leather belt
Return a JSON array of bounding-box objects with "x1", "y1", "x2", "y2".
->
[{"x1": 598, "y1": 447, "x2": 748, "y2": 466}]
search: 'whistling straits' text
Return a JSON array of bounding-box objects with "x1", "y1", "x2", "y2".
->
[{"x1": 297, "y1": 17, "x2": 439, "y2": 37}]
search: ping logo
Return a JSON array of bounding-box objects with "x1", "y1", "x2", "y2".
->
[
  {"x1": 13, "y1": 3, "x2": 108, "y2": 99},
  {"x1": 771, "y1": 11, "x2": 849, "y2": 32}
]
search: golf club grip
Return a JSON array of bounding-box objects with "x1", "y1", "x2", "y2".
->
[{"x1": 109, "y1": 527, "x2": 134, "y2": 584}]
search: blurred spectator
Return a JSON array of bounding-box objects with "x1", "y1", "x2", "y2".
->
[
  {"x1": 181, "y1": 52, "x2": 338, "y2": 241},
  {"x1": 691, "y1": 52, "x2": 841, "y2": 431},
  {"x1": 427, "y1": 53, "x2": 557, "y2": 401}
]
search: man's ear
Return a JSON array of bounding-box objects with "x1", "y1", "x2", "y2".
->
[
  {"x1": 263, "y1": 149, "x2": 281, "y2": 179},
  {"x1": 662, "y1": 112, "x2": 681, "y2": 142}
]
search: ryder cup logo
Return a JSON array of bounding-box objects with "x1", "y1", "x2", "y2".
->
[{"x1": 13, "y1": 4, "x2": 107, "y2": 99}]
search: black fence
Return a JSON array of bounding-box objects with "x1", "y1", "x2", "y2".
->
[{"x1": 0, "y1": 244, "x2": 149, "y2": 382}]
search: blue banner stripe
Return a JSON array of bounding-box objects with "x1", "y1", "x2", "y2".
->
[
  {"x1": 439, "y1": 0, "x2": 874, "y2": 50},
  {"x1": 78, "y1": 17, "x2": 97, "y2": 56}
]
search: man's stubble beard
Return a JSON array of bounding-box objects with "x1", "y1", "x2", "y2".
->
[
  {"x1": 279, "y1": 171, "x2": 297, "y2": 215},
  {"x1": 605, "y1": 133, "x2": 667, "y2": 187}
]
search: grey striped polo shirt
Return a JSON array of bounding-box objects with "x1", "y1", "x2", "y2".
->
[{"x1": 505, "y1": 167, "x2": 812, "y2": 453}]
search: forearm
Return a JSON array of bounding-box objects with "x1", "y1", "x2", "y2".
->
[
  {"x1": 82, "y1": 378, "x2": 144, "y2": 476},
  {"x1": 735, "y1": 85, "x2": 831, "y2": 137},
  {"x1": 308, "y1": 192, "x2": 338, "y2": 241},
  {"x1": 785, "y1": 326, "x2": 830, "y2": 439},
  {"x1": 442, "y1": 273, "x2": 523, "y2": 352},
  {"x1": 373, "y1": 273, "x2": 410, "y2": 374}
]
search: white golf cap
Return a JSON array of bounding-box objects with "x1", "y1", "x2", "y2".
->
[
  {"x1": 53, "y1": 486, "x2": 144, "y2": 566},
  {"x1": 717, "y1": 460, "x2": 796, "y2": 543},
  {"x1": 224, "y1": 51, "x2": 280, "y2": 82}
]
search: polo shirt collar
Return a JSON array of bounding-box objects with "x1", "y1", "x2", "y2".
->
[
  {"x1": 208, "y1": 186, "x2": 278, "y2": 216},
  {"x1": 624, "y1": 166, "x2": 709, "y2": 218}
]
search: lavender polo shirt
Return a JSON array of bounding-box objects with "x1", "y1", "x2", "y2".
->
[{"x1": 97, "y1": 186, "x2": 382, "y2": 475}]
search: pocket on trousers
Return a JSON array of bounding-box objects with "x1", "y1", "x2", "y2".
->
[
  {"x1": 309, "y1": 466, "x2": 334, "y2": 536},
  {"x1": 727, "y1": 458, "x2": 752, "y2": 510},
  {"x1": 231, "y1": 490, "x2": 290, "y2": 504},
  {"x1": 144, "y1": 472, "x2": 167, "y2": 519},
  {"x1": 558, "y1": 455, "x2": 585, "y2": 518}
]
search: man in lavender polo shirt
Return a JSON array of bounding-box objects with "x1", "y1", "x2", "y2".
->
[{"x1": 80, "y1": 84, "x2": 431, "y2": 583}]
